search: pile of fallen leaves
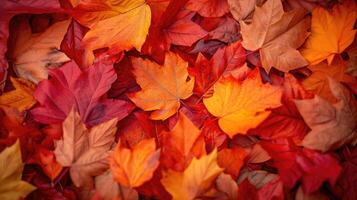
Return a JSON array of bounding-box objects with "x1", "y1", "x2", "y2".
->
[{"x1": 0, "y1": 0, "x2": 356, "y2": 199}]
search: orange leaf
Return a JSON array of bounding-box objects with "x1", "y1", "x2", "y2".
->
[
  {"x1": 129, "y1": 52, "x2": 194, "y2": 120},
  {"x1": 0, "y1": 77, "x2": 36, "y2": 112},
  {"x1": 303, "y1": 57, "x2": 355, "y2": 103},
  {"x1": 203, "y1": 70, "x2": 282, "y2": 137},
  {"x1": 38, "y1": 147, "x2": 63, "y2": 181},
  {"x1": 161, "y1": 112, "x2": 204, "y2": 170},
  {"x1": 73, "y1": 0, "x2": 151, "y2": 64},
  {"x1": 161, "y1": 149, "x2": 223, "y2": 200},
  {"x1": 110, "y1": 138, "x2": 161, "y2": 188},
  {"x1": 218, "y1": 146, "x2": 247, "y2": 179},
  {"x1": 301, "y1": 0, "x2": 357, "y2": 65}
]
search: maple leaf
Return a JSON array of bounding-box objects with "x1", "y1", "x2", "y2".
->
[
  {"x1": 203, "y1": 70, "x2": 282, "y2": 137},
  {"x1": 109, "y1": 138, "x2": 161, "y2": 188},
  {"x1": 303, "y1": 57, "x2": 355, "y2": 103},
  {"x1": 301, "y1": 0, "x2": 357, "y2": 65},
  {"x1": 72, "y1": 0, "x2": 151, "y2": 64},
  {"x1": 10, "y1": 19, "x2": 70, "y2": 83},
  {"x1": 54, "y1": 108, "x2": 118, "y2": 188},
  {"x1": 295, "y1": 78, "x2": 357, "y2": 152},
  {"x1": 0, "y1": 140, "x2": 36, "y2": 199},
  {"x1": 0, "y1": 77, "x2": 36, "y2": 112},
  {"x1": 186, "y1": 0, "x2": 229, "y2": 17},
  {"x1": 251, "y1": 74, "x2": 312, "y2": 143},
  {"x1": 31, "y1": 60, "x2": 134, "y2": 126},
  {"x1": 240, "y1": 0, "x2": 310, "y2": 72},
  {"x1": 129, "y1": 52, "x2": 194, "y2": 120},
  {"x1": 161, "y1": 149, "x2": 223, "y2": 200}
]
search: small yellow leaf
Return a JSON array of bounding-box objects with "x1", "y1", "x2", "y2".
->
[
  {"x1": 0, "y1": 140, "x2": 36, "y2": 199},
  {"x1": 203, "y1": 70, "x2": 282, "y2": 137},
  {"x1": 161, "y1": 149, "x2": 223, "y2": 200},
  {"x1": 129, "y1": 52, "x2": 194, "y2": 120},
  {"x1": 110, "y1": 138, "x2": 161, "y2": 188}
]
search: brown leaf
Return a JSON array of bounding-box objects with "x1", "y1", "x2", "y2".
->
[
  {"x1": 54, "y1": 108, "x2": 118, "y2": 188},
  {"x1": 240, "y1": 0, "x2": 310, "y2": 72},
  {"x1": 295, "y1": 78, "x2": 357, "y2": 152}
]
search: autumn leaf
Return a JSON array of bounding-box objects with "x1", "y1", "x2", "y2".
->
[
  {"x1": 163, "y1": 112, "x2": 201, "y2": 156},
  {"x1": 54, "y1": 108, "x2": 118, "y2": 188},
  {"x1": 10, "y1": 19, "x2": 70, "y2": 83},
  {"x1": 109, "y1": 138, "x2": 160, "y2": 188},
  {"x1": 161, "y1": 149, "x2": 223, "y2": 200},
  {"x1": 240, "y1": 0, "x2": 310, "y2": 72},
  {"x1": 186, "y1": 0, "x2": 229, "y2": 17},
  {"x1": 161, "y1": 111, "x2": 204, "y2": 170},
  {"x1": 301, "y1": 0, "x2": 357, "y2": 65},
  {"x1": 0, "y1": 77, "x2": 36, "y2": 112},
  {"x1": 303, "y1": 57, "x2": 355, "y2": 103},
  {"x1": 31, "y1": 60, "x2": 134, "y2": 126},
  {"x1": 129, "y1": 52, "x2": 194, "y2": 120},
  {"x1": 203, "y1": 70, "x2": 282, "y2": 137},
  {"x1": 0, "y1": 140, "x2": 36, "y2": 199},
  {"x1": 72, "y1": 0, "x2": 151, "y2": 64},
  {"x1": 295, "y1": 78, "x2": 357, "y2": 152}
]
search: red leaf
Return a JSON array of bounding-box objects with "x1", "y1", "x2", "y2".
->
[
  {"x1": 31, "y1": 60, "x2": 134, "y2": 126},
  {"x1": 261, "y1": 139, "x2": 342, "y2": 193},
  {"x1": 60, "y1": 19, "x2": 90, "y2": 68}
]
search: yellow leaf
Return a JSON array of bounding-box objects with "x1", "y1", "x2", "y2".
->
[
  {"x1": 0, "y1": 77, "x2": 36, "y2": 112},
  {"x1": 129, "y1": 52, "x2": 194, "y2": 120},
  {"x1": 301, "y1": 0, "x2": 357, "y2": 65},
  {"x1": 240, "y1": 0, "x2": 310, "y2": 72},
  {"x1": 161, "y1": 149, "x2": 223, "y2": 200},
  {"x1": 110, "y1": 138, "x2": 160, "y2": 188},
  {"x1": 73, "y1": 0, "x2": 151, "y2": 64},
  {"x1": 203, "y1": 70, "x2": 282, "y2": 137},
  {"x1": 0, "y1": 140, "x2": 36, "y2": 199},
  {"x1": 11, "y1": 20, "x2": 70, "y2": 84}
]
